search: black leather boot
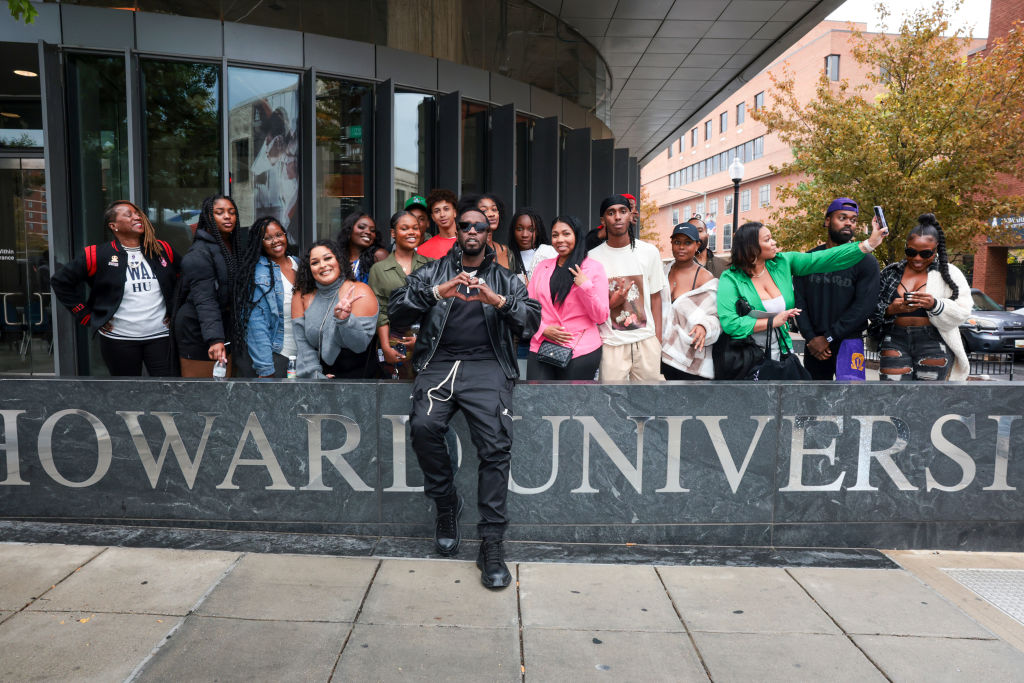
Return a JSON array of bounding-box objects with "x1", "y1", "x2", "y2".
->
[
  {"x1": 477, "y1": 537, "x2": 512, "y2": 589},
  {"x1": 434, "y1": 493, "x2": 463, "y2": 556}
]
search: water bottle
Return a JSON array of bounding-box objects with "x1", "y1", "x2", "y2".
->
[
  {"x1": 212, "y1": 359, "x2": 227, "y2": 379},
  {"x1": 286, "y1": 356, "x2": 297, "y2": 379}
]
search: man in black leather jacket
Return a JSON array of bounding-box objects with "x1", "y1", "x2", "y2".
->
[{"x1": 389, "y1": 207, "x2": 540, "y2": 589}]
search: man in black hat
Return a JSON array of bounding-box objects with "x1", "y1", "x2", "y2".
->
[
  {"x1": 793, "y1": 197, "x2": 880, "y2": 380},
  {"x1": 389, "y1": 207, "x2": 540, "y2": 589},
  {"x1": 587, "y1": 194, "x2": 667, "y2": 381}
]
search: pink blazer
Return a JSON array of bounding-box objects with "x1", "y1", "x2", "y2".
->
[{"x1": 527, "y1": 257, "x2": 610, "y2": 357}]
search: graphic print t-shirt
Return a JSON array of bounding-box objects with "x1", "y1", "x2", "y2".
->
[
  {"x1": 587, "y1": 240, "x2": 667, "y2": 346},
  {"x1": 101, "y1": 247, "x2": 169, "y2": 340}
]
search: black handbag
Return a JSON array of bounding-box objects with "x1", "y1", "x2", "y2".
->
[
  {"x1": 537, "y1": 339, "x2": 574, "y2": 368},
  {"x1": 749, "y1": 326, "x2": 812, "y2": 381},
  {"x1": 713, "y1": 297, "x2": 767, "y2": 380}
]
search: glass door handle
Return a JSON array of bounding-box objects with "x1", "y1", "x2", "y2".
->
[
  {"x1": 34, "y1": 293, "x2": 47, "y2": 324},
  {"x1": 1, "y1": 293, "x2": 22, "y2": 325}
]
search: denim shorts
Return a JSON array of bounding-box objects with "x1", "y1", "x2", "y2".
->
[{"x1": 879, "y1": 325, "x2": 953, "y2": 381}]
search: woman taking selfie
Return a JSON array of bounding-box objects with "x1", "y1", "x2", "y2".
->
[
  {"x1": 51, "y1": 200, "x2": 179, "y2": 376},
  {"x1": 526, "y1": 215, "x2": 608, "y2": 380},
  {"x1": 870, "y1": 213, "x2": 971, "y2": 381},
  {"x1": 718, "y1": 218, "x2": 887, "y2": 366},
  {"x1": 292, "y1": 240, "x2": 378, "y2": 378}
]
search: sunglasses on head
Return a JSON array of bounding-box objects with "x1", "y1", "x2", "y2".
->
[
  {"x1": 905, "y1": 247, "x2": 935, "y2": 259},
  {"x1": 457, "y1": 221, "x2": 489, "y2": 233}
]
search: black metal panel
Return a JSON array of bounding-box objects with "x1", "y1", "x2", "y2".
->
[
  {"x1": 529, "y1": 116, "x2": 559, "y2": 223},
  {"x1": 373, "y1": 79, "x2": 394, "y2": 226},
  {"x1": 125, "y1": 49, "x2": 143, "y2": 206},
  {"x1": 300, "y1": 67, "x2": 316, "y2": 251},
  {"x1": 628, "y1": 156, "x2": 639, "y2": 198},
  {"x1": 437, "y1": 90, "x2": 461, "y2": 194},
  {"x1": 590, "y1": 139, "x2": 614, "y2": 220},
  {"x1": 614, "y1": 148, "x2": 629, "y2": 194},
  {"x1": 562, "y1": 127, "x2": 592, "y2": 228},
  {"x1": 488, "y1": 104, "x2": 515, "y2": 244}
]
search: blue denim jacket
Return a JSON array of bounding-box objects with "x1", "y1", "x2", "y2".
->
[{"x1": 247, "y1": 255, "x2": 295, "y2": 376}]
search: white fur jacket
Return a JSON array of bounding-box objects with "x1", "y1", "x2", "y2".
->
[{"x1": 660, "y1": 278, "x2": 721, "y2": 379}]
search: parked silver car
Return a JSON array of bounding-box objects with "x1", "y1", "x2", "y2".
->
[{"x1": 961, "y1": 289, "x2": 1024, "y2": 355}]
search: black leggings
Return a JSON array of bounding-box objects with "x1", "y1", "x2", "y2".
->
[
  {"x1": 526, "y1": 347, "x2": 602, "y2": 381},
  {"x1": 99, "y1": 335, "x2": 176, "y2": 377}
]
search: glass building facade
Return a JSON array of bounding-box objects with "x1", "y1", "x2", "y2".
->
[{"x1": 0, "y1": 1, "x2": 637, "y2": 376}]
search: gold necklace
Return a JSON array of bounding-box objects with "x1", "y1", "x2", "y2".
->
[{"x1": 752, "y1": 267, "x2": 768, "y2": 278}]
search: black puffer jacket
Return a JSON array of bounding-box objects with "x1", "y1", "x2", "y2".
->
[
  {"x1": 175, "y1": 228, "x2": 235, "y2": 346},
  {"x1": 51, "y1": 239, "x2": 180, "y2": 335},
  {"x1": 388, "y1": 244, "x2": 541, "y2": 378}
]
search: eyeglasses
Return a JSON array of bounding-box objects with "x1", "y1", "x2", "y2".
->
[
  {"x1": 262, "y1": 234, "x2": 286, "y2": 243},
  {"x1": 457, "y1": 221, "x2": 489, "y2": 233},
  {"x1": 905, "y1": 247, "x2": 935, "y2": 259}
]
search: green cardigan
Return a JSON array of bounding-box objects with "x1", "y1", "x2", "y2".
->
[{"x1": 716, "y1": 241, "x2": 866, "y2": 352}]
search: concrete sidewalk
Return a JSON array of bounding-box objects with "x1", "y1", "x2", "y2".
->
[{"x1": 1, "y1": 542, "x2": 1023, "y2": 682}]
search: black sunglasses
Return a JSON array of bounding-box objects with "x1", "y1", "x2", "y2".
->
[
  {"x1": 905, "y1": 247, "x2": 935, "y2": 259},
  {"x1": 457, "y1": 221, "x2": 489, "y2": 233}
]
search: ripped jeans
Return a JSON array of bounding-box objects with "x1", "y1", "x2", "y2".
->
[{"x1": 879, "y1": 325, "x2": 953, "y2": 381}]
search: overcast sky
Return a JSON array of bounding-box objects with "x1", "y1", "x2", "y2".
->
[{"x1": 827, "y1": 0, "x2": 990, "y2": 37}]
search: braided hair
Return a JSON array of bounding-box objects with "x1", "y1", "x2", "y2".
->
[
  {"x1": 194, "y1": 194, "x2": 239, "y2": 280},
  {"x1": 294, "y1": 239, "x2": 354, "y2": 295},
  {"x1": 103, "y1": 200, "x2": 165, "y2": 259},
  {"x1": 231, "y1": 215, "x2": 283, "y2": 355},
  {"x1": 508, "y1": 207, "x2": 548, "y2": 276},
  {"x1": 908, "y1": 213, "x2": 959, "y2": 299},
  {"x1": 336, "y1": 210, "x2": 381, "y2": 282}
]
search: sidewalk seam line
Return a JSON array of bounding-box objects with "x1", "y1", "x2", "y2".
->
[
  {"x1": 654, "y1": 566, "x2": 714, "y2": 681},
  {"x1": 516, "y1": 563, "x2": 525, "y2": 682},
  {"x1": 0, "y1": 546, "x2": 108, "y2": 627},
  {"x1": 123, "y1": 551, "x2": 247, "y2": 683},
  {"x1": 328, "y1": 557, "x2": 382, "y2": 681},
  {"x1": 784, "y1": 568, "x2": 894, "y2": 682}
]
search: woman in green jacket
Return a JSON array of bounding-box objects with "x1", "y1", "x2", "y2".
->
[{"x1": 718, "y1": 220, "x2": 886, "y2": 361}]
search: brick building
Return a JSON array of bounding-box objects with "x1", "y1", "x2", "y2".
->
[
  {"x1": 641, "y1": 19, "x2": 986, "y2": 262},
  {"x1": 971, "y1": 0, "x2": 1024, "y2": 306}
]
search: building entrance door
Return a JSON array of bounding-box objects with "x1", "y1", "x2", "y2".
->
[{"x1": 0, "y1": 157, "x2": 53, "y2": 375}]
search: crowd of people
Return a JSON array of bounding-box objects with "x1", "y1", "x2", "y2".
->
[
  {"x1": 50, "y1": 191, "x2": 974, "y2": 384},
  {"x1": 47, "y1": 190, "x2": 974, "y2": 589}
]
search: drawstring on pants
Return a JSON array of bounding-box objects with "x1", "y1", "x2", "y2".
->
[{"x1": 426, "y1": 360, "x2": 460, "y2": 415}]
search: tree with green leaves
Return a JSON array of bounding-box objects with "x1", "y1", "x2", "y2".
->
[
  {"x1": 752, "y1": 3, "x2": 1024, "y2": 265},
  {"x1": 8, "y1": 0, "x2": 37, "y2": 24}
]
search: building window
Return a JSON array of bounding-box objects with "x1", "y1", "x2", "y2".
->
[
  {"x1": 667, "y1": 143, "x2": 673, "y2": 158},
  {"x1": 736, "y1": 101, "x2": 745, "y2": 125},
  {"x1": 724, "y1": 194, "x2": 733, "y2": 215},
  {"x1": 315, "y1": 77, "x2": 373, "y2": 241},
  {"x1": 394, "y1": 91, "x2": 435, "y2": 215},
  {"x1": 704, "y1": 120, "x2": 712, "y2": 141},
  {"x1": 679, "y1": 135, "x2": 685, "y2": 152},
  {"x1": 691, "y1": 128, "x2": 697, "y2": 146},
  {"x1": 696, "y1": 201, "x2": 705, "y2": 217},
  {"x1": 461, "y1": 101, "x2": 489, "y2": 195},
  {"x1": 754, "y1": 91, "x2": 764, "y2": 111},
  {"x1": 227, "y1": 66, "x2": 301, "y2": 239},
  {"x1": 825, "y1": 54, "x2": 840, "y2": 81},
  {"x1": 740, "y1": 189, "x2": 751, "y2": 212},
  {"x1": 671, "y1": 208, "x2": 679, "y2": 225},
  {"x1": 709, "y1": 198, "x2": 718, "y2": 218},
  {"x1": 719, "y1": 111, "x2": 727, "y2": 133},
  {"x1": 759, "y1": 183, "x2": 771, "y2": 207}
]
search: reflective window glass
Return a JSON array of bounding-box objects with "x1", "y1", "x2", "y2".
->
[
  {"x1": 227, "y1": 67, "x2": 301, "y2": 239},
  {"x1": 315, "y1": 77, "x2": 373, "y2": 241},
  {"x1": 141, "y1": 60, "x2": 220, "y2": 257},
  {"x1": 394, "y1": 91, "x2": 435, "y2": 212},
  {"x1": 515, "y1": 115, "x2": 534, "y2": 209},
  {"x1": 462, "y1": 101, "x2": 489, "y2": 196}
]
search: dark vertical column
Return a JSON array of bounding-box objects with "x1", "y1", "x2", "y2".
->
[
  {"x1": 590, "y1": 139, "x2": 614, "y2": 220},
  {"x1": 488, "y1": 103, "x2": 515, "y2": 244},
  {"x1": 437, "y1": 90, "x2": 461, "y2": 193},
  {"x1": 373, "y1": 79, "x2": 394, "y2": 227},
  {"x1": 562, "y1": 128, "x2": 592, "y2": 228},
  {"x1": 300, "y1": 67, "x2": 316, "y2": 250},
  {"x1": 628, "y1": 156, "x2": 639, "y2": 199},
  {"x1": 39, "y1": 41, "x2": 76, "y2": 375},
  {"x1": 125, "y1": 49, "x2": 143, "y2": 206},
  {"x1": 361, "y1": 86, "x2": 375, "y2": 229},
  {"x1": 529, "y1": 116, "x2": 558, "y2": 224},
  {"x1": 613, "y1": 148, "x2": 629, "y2": 194}
]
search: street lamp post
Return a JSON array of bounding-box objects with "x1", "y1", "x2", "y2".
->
[{"x1": 729, "y1": 158, "x2": 744, "y2": 242}]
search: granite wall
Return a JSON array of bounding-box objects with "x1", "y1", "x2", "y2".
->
[{"x1": 1, "y1": 378, "x2": 1021, "y2": 550}]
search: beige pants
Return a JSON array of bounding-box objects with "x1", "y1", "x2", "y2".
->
[{"x1": 599, "y1": 336, "x2": 664, "y2": 382}]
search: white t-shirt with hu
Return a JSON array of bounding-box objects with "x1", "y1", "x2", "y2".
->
[
  {"x1": 100, "y1": 246, "x2": 169, "y2": 340},
  {"x1": 588, "y1": 239, "x2": 667, "y2": 347}
]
